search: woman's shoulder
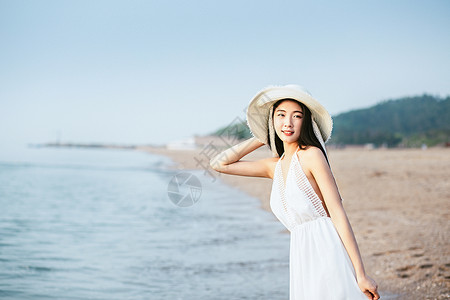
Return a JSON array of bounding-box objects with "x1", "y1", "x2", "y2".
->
[
  {"x1": 297, "y1": 145, "x2": 327, "y2": 166},
  {"x1": 259, "y1": 156, "x2": 280, "y2": 163},
  {"x1": 262, "y1": 156, "x2": 281, "y2": 179},
  {"x1": 298, "y1": 145, "x2": 323, "y2": 157}
]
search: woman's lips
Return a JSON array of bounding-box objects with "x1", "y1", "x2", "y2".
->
[{"x1": 282, "y1": 130, "x2": 294, "y2": 136}]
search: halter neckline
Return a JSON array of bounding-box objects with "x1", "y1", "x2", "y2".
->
[{"x1": 280, "y1": 145, "x2": 300, "y2": 160}]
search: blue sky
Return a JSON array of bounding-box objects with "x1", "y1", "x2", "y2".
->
[{"x1": 1, "y1": 0, "x2": 449, "y2": 150}]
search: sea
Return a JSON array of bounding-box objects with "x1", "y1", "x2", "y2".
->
[{"x1": 0, "y1": 146, "x2": 290, "y2": 300}]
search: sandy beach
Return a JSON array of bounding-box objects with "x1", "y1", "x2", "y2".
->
[{"x1": 139, "y1": 144, "x2": 450, "y2": 299}]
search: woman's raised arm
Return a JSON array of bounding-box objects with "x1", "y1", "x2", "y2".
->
[{"x1": 209, "y1": 137, "x2": 275, "y2": 178}]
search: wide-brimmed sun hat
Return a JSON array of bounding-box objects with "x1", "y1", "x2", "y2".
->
[{"x1": 246, "y1": 84, "x2": 333, "y2": 157}]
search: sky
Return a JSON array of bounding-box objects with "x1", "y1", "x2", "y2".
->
[{"x1": 1, "y1": 0, "x2": 449, "y2": 150}]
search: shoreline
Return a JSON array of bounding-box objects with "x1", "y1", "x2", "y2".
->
[{"x1": 138, "y1": 145, "x2": 450, "y2": 299}]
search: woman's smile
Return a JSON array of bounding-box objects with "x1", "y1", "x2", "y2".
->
[{"x1": 282, "y1": 130, "x2": 294, "y2": 136}]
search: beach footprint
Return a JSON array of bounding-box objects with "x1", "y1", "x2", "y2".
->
[
  {"x1": 372, "y1": 249, "x2": 401, "y2": 256},
  {"x1": 396, "y1": 265, "x2": 415, "y2": 278},
  {"x1": 438, "y1": 263, "x2": 450, "y2": 280}
]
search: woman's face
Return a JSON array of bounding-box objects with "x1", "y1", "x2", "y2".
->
[{"x1": 273, "y1": 100, "x2": 303, "y2": 143}]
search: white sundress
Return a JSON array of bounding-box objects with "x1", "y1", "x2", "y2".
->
[{"x1": 270, "y1": 146, "x2": 367, "y2": 300}]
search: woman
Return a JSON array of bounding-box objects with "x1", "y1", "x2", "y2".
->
[{"x1": 210, "y1": 84, "x2": 380, "y2": 299}]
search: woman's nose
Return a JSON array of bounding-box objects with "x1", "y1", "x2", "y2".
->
[{"x1": 283, "y1": 117, "x2": 293, "y2": 127}]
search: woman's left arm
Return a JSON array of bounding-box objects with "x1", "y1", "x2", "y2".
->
[{"x1": 305, "y1": 147, "x2": 379, "y2": 300}]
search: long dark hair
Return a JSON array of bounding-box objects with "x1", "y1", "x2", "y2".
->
[{"x1": 267, "y1": 99, "x2": 329, "y2": 164}]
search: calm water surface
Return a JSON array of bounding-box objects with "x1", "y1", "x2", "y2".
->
[{"x1": 0, "y1": 147, "x2": 290, "y2": 300}]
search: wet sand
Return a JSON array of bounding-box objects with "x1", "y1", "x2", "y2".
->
[{"x1": 139, "y1": 145, "x2": 450, "y2": 299}]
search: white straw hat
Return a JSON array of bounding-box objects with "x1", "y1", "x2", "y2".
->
[{"x1": 246, "y1": 84, "x2": 333, "y2": 157}]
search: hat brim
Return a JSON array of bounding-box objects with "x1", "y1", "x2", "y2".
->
[{"x1": 246, "y1": 85, "x2": 333, "y2": 146}]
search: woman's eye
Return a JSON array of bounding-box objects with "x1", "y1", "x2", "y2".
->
[
  {"x1": 277, "y1": 113, "x2": 284, "y2": 117},
  {"x1": 295, "y1": 115, "x2": 302, "y2": 118}
]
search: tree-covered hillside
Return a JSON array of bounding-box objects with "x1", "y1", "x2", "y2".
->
[
  {"x1": 331, "y1": 94, "x2": 450, "y2": 147},
  {"x1": 210, "y1": 94, "x2": 450, "y2": 147}
]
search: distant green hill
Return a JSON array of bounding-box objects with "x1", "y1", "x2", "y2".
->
[
  {"x1": 331, "y1": 94, "x2": 450, "y2": 147},
  {"x1": 211, "y1": 120, "x2": 251, "y2": 140},
  {"x1": 210, "y1": 94, "x2": 450, "y2": 147}
]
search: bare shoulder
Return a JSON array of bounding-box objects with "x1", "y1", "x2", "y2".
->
[
  {"x1": 297, "y1": 146, "x2": 328, "y2": 169},
  {"x1": 255, "y1": 156, "x2": 279, "y2": 179},
  {"x1": 298, "y1": 145, "x2": 324, "y2": 158},
  {"x1": 262, "y1": 156, "x2": 280, "y2": 179}
]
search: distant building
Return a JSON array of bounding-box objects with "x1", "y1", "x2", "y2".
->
[
  {"x1": 166, "y1": 137, "x2": 197, "y2": 150},
  {"x1": 193, "y1": 135, "x2": 246, "y2": 150}
]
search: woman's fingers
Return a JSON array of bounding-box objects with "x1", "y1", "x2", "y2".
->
[
  {"x1": 370, "y1": 280, "x2": 380, "y2": 299},
  {"x1": 371, "y1": 288, "x2": 380, "y2": 299},
  {"x1": 359, "y1": 276, "x2": 380, "y2": 299},
  {"x1": 363, "y1": 290, "x2": 373, "y2": 299}
]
